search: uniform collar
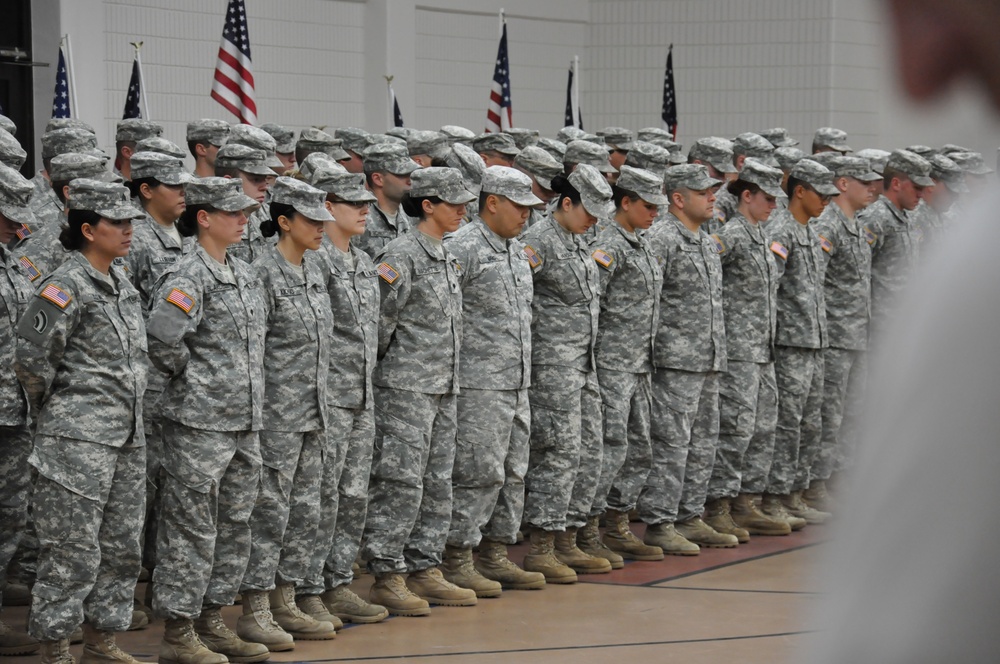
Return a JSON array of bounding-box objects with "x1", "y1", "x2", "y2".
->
[
  {"x1": 414, "y1": 228, "x2": 446, "y2": 261},
  {"x1": 474, "y1": 216, "x2": 508, "y2": 253},
  {"x1": 70, "y1": 251, "x2": 122, "y2": 294},
  {"x1": 197, "y1": 244, "x2": 237, "y2": 285}
]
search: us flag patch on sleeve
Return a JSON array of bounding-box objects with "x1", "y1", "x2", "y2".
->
[
  {"x1": 377, "y1": 262, "x2": 399, "y2": 284},
  {"x1": 710, "y1": 234, "x2": 726, "y2": 254},
  {"x1": 818, "y1": 236, "x2": 833, "y2": 253},
  {"x1": 166, "y1": 288, "x2": 195, "y2": 313},
  {"x1": 592, "y1": 249, "x2": 613, "y2": 268},
  {"x1": 863, "y1": 227, "x2": 877, "y2": 245},
  {"x1": 770, "y1": 241, "x2": 789, "y2": 260},
  {"x1": 523, "y1": 245, "x2": 542, "y2": 269},
  {"x1": 18, "y1": 256, "x2": 40, "y2": 281},
  {"x1": 15, "y1": 225, "x2": 31, "y2": 240},
  {"x1": 40, "y1": 283, "x2": 71, "y2": 309}
]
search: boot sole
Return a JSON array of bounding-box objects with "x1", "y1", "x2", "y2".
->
[
  {"x1": 215, "y1": 651, "x2": 274, "y2": 663},
  {"x1": 687, "y1": 542, "x2": 739, "y2": 549},
  {"x1": 616, "y1": 552, "x2": 665, "y2": 561},
  {"x1": 568, "y1": 566, "x2": 612, "y2": 574},
  {"x1": 422, "y1": 598, "x2": 478, "y2": 607},
  {"x1": 385, "y1": 607, "x2": 431, "y2": 617},
  {"x1": 472, "y1": 589, "x2": 503, "y2": 598},
  {"x1": 496, "y1": 580, "x2": 546, "y2": 590},
  {"x1": 333, "y1": 610, "x2": 390, "y2": 624},
  {"x1": 0, "y1": 644, "x2": 40, "y2": 656},
  {"x1": 662, "y1": 548, "x2": 700, "y2": 556},
  {"x1": 539, "y1": 575, "x2": 576, "y2": 584},
  {"x1": 745, "y1": 529, "x2": 791, "y2": 536},
  {"x1": 284, "y1": 631, "x2": 337, "y2": 640}
]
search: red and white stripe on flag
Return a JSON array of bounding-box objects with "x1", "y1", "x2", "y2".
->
[
  {"x1": 211, "y1": 0, "x2": 257, "y2": 125},
  {"x1": 485, "y1": 23, "x2": 513, "y2": 133}
]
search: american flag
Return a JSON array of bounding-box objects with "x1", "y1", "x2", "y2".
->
[
  {"x1": 390, "y1": 85, "x2": 404, "y2": 128},
  {"x1": 52, "y1": 46, "x2": 71, "y2": 119},
  {"x1": 123, "y1": 55, "x2": 143, "y2": 119},
  {"x1": 661, "y1": 44, "x2": 678, "y2": 139},
  {"x1": 211, "y1": 0, "x2": 257, "y2": 125},
  {"x1": 485, "y1": 22, "x2": 513, "y2": 133},
  {"x1": 564, "y1": 62, "x2": 582, "y2": 129}
]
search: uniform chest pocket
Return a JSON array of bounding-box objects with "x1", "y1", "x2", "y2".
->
[
  {"x1": 357, "y1": 272, "x2": 380, "y2": 322},
  {"x1": 273, "y1": 286, "x2": 318, "y2": 341},
  {"x1": 152, "y1": 257, "x2": 176, "y2": 266},
  {"x1": 415, "y1": 265, "x2": 455, "y2": 315},
  {"x1": 205, "y1": 285, "x2": 250, "y2": 340},
  {"x1": 544, "y1": 255, "x2": 591, "y2": 305},
  {"x1": 78, "y1": 295, "x2": 128, "y2": 361}
]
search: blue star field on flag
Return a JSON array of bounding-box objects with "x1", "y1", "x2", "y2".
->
[
  {"x1": 123, "y1": 57, "x2": 142, "y2": 119},
  {"x1": 52, "y1": 47, "x2": 71, "y2": 119},
  {"x1": 662, "y1": 44, "x2": 678, "y2": 138}
]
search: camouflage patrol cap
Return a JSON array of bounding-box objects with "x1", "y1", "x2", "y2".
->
[
  {"x1": 807, "y1": 151, "x2": 842, "y2": 172},
  {"x1": 362, "y1": 143, "x2": 420, "y2": 175},
  {"x1": 44, "y1": 118, "x2": 95, "y2": 135},
  {"x1": 830, "y1": 155, "x2": 881, "y2": 182},
  {"x1": 789, "y1": 159, "x2": 840, "y2": 196},
  {"x1": 481, "y1": 165, "x2": 543, "y2": 207},
  {"x1": 624, "y1": 141, "x2": 672, "y2": 176},
  {"x1": 0, "y1": 163, "x2": 35, "y2": 225},
  {"x1": 557, "y1": 126, "x2": 588, "y2": 143},
  {"x1": 67, "y1": 178, "x2": 144, "y2": 219},
  {"x1": 581, "y1": 133, "x2": 603, "y2": 145},
  {"x1": 568, "y1": 164, "x2": 614, "y2": 218},
  {"x1": 130, "y1": 152, "x2": 196, "y2": 186},
  {"x1": 637, "y1": 127, "x2": 673, "y2": 143},
  {"x1": 564, "y1": 140, "x2": 616, "y2": 173},
  {"x1": 646, "y1": 138, "x2": 685, "y2": 163},
  {"x1": 941, "y1": 144, "x2": 971, "y2": 156},
  {"x1": 616, "y1": 165, "x2": 669, "y2": 206},
  {"x1": 689, "y1": 137, "x2": 737, "y2": 174},
  {"x1": 514, "y1": 145, "x2": 563, "y2": 190},
  {"x1": 335, "y1": 127, "x2": 375, "y2": 154},
  {"x1": 215, "y1": 144, "x2": 274, "y2": 176},
  {"x1": 228, "y1": 124, "x2": 283, "y2": 168},
  {"x1": 298, "y1": 153, "x2": 342, "y2": 181},
  {"x1": 49, "y1": 153, "x2": 114, "y2": 183},
  {"x1": 296, "y1": 127, "x2": 350, "y2": 161},
  {"x1": 947, "y1": 150, "x2": 994, "y2": 176},
  {"x1": 136, "y1": 136, "x2": 186, "y2": 159},
  {"x1": 260, "y1": 123, "x2": 296, "y2": 153},
  {"x1": 445, "y1": 143, "x2": 486, "y2": 192},
  {"x1": 440, "y1": 125, "x2": 476, "y2": 146},
  {"x1": 536, "y1": 137, "x2": 567, "y2": 161},
  {"x1": 471, "y1": 132, "x2": 521, "y2": 156},
  {"x1": 0, "y1": 115, "x2": 14, "y2": 135},
  {"x1": 116, "y1": 118, "x2": 163, "y2": 143},
  {"x1": 184, "y1": 176, "x2": 259, "y2": 212},
  {"x1": 41, "y1": 128, "x2": 104, "y2": 160},
  {"x1": 599, "y1": 127, "x2": 634, "y2": 151},
  {"x1": 739, "y1": 158, "x2": 788, "y2": 198},
  {"x1": 733, "y1": 132, "x2": 777, "y2": 166},
  {"x1": 855, "y1": 148, "x2": 890, "y2": 175},
  {"x1": 663, "y1": 163, "x2": 722, "y2": 193},
  {"x1": 310, "y1": 168, "x2": 377, "y2": 203},
  {"x1": 504, "y1": 128, "x2": 540, "y2": 150},
  {"x1": 369, "y1": 133, "x2": 406, "y2": 147},
  {"x1": 885, "y1": 149, "x2": 935, "y2": 187},
  {"x1": 408, "y1": 167, "x2": 477, "y2": 204},
  {"x1": 813, "y1": 127, "x2": 852, "y2": 153},
  {"x1": 407, "y1": 130, "x2": 450, "y2": 160},
  {"x1": 928, "y1": 154, "x2": 969, "y2": 193},
  {"x1": 906, "y1": 145, "x2": 937, "y2": 158},
  {"x1": 0, "y1": 129, "x2": 27, "y2": 169},
  {"x1": 774, "y1": 147, "x2": 807, "y2": 171},
  {"x1": 269, "y1": 176, "x2": 334, "y2": 221},
  {"x1": 186, "y1": 119, "x2": 230, "y2": 146},
  {"x1": 385, "y1": 127, "x2": 413, "y2": 140},
  {"x1": 760, "y1": 128, "x2": 799, "y2": 148}
]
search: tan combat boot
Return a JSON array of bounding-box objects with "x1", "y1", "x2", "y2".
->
[
  {"x1": 643, "y1": 522, "x2": 700, "y2": 556},
  {"x1": 294, "y1": 595, "x2": 342, "y2": 631},
  {"x1": 269, "y1": 585, "x2": 335, "y2": 640},
  {"x1": 0, "y1": 619, "x2": 39, "y2": 656},
  {"x1": 406, "y1": 568, "x2": 477, "y2": 607},
  {"x1": 79, "y1": 625, "x2": 141, "y2": 664},
  {"x1": 554, "y1": 528, "x2": 612, "y2": 574},
  {"x1": 440, "y1": 547, "x2": 502, "y2": 598},
  {"x1": 576, "y1": 516, "x2": 624, "y2": 569},
  {"x1": 369, "y1": 573, "x2": 430, "y2": 617},
  {"x1": 601, "y1": 510, "x2": 664, "y2": 561},
  {"x1": 159, "y1": 618, "x2": 228, "y2": 664},
  {"x1": 475, "y1": 539, "x2": 546, "y2": 590},
  {"x1": 730, "y1": 494, "x2": 791, "y2": 536},
  {"x1": 1, "y1": 581, "x2": 30, "y2": 606},
  {"x1": 320, "y1": 586, "x2": 388, "y2": 624},
  {"x1": 761, "y1": 494, "x2": 807, "y2": 531},
  {"x1": 703, "y1": 498, "x2": 751, "y2": 543},
  {"x1": 782, "y1": 491, "x2": 831, "y2": 525},
  {"x1": 197, "y1": 605, "x2": 272, "y2": 661},
  {"x1": 231, "y1": 592, "x2": 292, "y2": 654},
  {"x1": 675, "y1": 517, "x2": 740, "y2": 548},
  {"x1": 39, "y1": 638, "x2": 74, "y2": 664},
  {"x1": 803, "y1": 480, "x2": 835, "y2": 513},
  {"x1": 522, "y1": 530, "x2": 577, "y2": 584}
]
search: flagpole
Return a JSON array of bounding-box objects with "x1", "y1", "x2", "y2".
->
[
  {"x1": 499, "y1": 8, "x2": 505, "y2": 37},
  {"x1": 63, "y1": 34, "x2": 78, "y2": 120},
  {"x1": 383, "y1": 74, "x2": 393, "y2": 130},
  {"x1": 573, "y1": 55, "x2": 580, "y2": 128},
  {"x1": 130, "y1": 41, "x2": 150, "y2": 120}
]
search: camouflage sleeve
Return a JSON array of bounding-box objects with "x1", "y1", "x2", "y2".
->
[
  {"x1": 591, "y1": 244, "x2": 619, "y2": 297},
  {"x1": 146, "y1": 274, "x2": 202, "y2": 376},
  {"x1": 252, "y1": 260, "x2": 276, "y2": 322},
  {"x1": 711, "y1": 231, "x2": 736, "y2": 266},
  {"x1": 375, "y1": 254, "x2": 410, "y2": 359},
  {"x1": 14, "y1": 281, "x2": 80, "y2": 416}
]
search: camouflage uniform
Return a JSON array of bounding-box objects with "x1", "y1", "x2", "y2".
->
[
  {"x1": 15, "y1": 247, "x2": 147, "y2": 641},
  {"x1": 28, "y1": 173, "x2": 62, "y2": 230},
  {"x1": 444, "y1": 216, "x2": 533, "y2": 548},
  {"x1": 228, "y1": 206, "x2": 271, "y2": 264},
  {"x1": 353, "y1": 204, "x2": 414, "y2": 259}
]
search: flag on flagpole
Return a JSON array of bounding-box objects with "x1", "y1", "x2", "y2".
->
[
  {"x1": 211, "y1": 0, "x2": 257, "y2": 125},
  {"x1": 564, "y1": 59, "x2": 582, "y2": 129},
  {"x1": 485, "y1": 22, "x2": 513, "y2": 133},
  {"x1": 123, "y1": 55, "x2": 143, "y2": 119},
  {"x1": 661, "y1": 44, "x2": 678, "y2": 139},
  {"x1": 52, "y1": 46, "x2": 71, "y2": 119},
  {"x1": 390, "y1": 85, "x2": 404, "y2": 127}
]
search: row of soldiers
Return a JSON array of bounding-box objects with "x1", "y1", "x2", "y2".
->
[{"x1": 0, "y1": 112, "x2": 989, "y2": 664}]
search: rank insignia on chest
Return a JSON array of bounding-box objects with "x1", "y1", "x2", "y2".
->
[
  {"x1": 18, "y1": 256, "x2": 40, "y2": 281},
  {"x1": 15, "y1": 225, "x2": 31, "y2": 240},
  {"x1": 592, "y1": 249, "x2": 613, "y2": 268},
  {"x1": 166, "y1": 288, "x2": 195, "y2": 313},
  {"x1": 914, "y1": 227, "x2": 925, "y2": 242},
  {"x1": 523, "y1": 245, "x2": 542, "y2": 269},
  {"x1": 770, "y1": 241, "x2": 789, "y2": 260},
  {"x1": 863, "y1": 227, "x2": 877, "y2": 245},
  {"x1": 377, "y1": 262, "x2": 399, "y2": 284},
  {"x1": 818, "y1": 236, "x2": 833, "y2": 253},
  {"x1": 710, "y1": 234, "x2": 726, "y2": 254},
  {"x1": 40, "y1": 283, "x2": 71, "y2": 309}
]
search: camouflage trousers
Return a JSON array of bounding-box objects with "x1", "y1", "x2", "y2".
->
[
  {"x1": 595, "y1": 369, "x2": 653, "y2": 515},
  {"x1": 362, "y1": 389, "x2": 457, "y2": 576},
  {"x1": 638, "y1": 368, "x2": 720, "y2": 525},
  {"x1": 447, "y1": 388, "x2": 530, "y2": 549},
  {"x1": 707, "y1": 361, "x2": 778, "y2": 500},
  {"x1": 141, "y1": 388, "x2": 165, "y2": 570},
  {"x1": 153, "y1": 421, "x2": 261, "y2": 619},
  {"x1": 820, "y1": 348, "x2": 867, "y2": 477},
  {"x1": 28, "y1": 434, "x2": 145, "y2": 641},
  {"x1": 241, "y1": 429, "x2": 326, "y2": 591},
  {"x1": 0, "y1": 425, "x2": 33, "y2": 606},
  {"x1": 767, "y1": 346, "x2": 824, "y2": 495},
  {"x1": 523, "y1": 366, "x2": 602, "y2": 531}
]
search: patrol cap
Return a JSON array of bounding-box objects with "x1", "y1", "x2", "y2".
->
[
  {"x1": 228, "y1": 124, "x2": 283, "y2": 168},
  {"x1": 663, "y1": 163, "x2": 722, "y2": 193},
  {"x1": 362, "y1": 142, "x2": 420, "y2": 175},
  {"x1": 471, "y1": 132, "x2": 521, "y2": 156},
  {"x1": 298, "y1": 152, "x2": 342, "y2": 181},
  {"x1": 941, "y1": 144, "x2": 971, "y2": 156},
  {"x1": 504, "y1": 127, "x2": 540, "y2": 150},
  {"x1": 774, "y1": 147, "x2": 807, "y2": 171},
  {"x1": 616, "y1": 165, "x2": 669, "y2": 206},
  {"x1": 445, "y1": 143, "x2": 486, "y2": 192},
  {"x1": 0, "y1": 129, "x2": 27, "y2": 169},
  {"x1": 907, "y1": 145, "x2": 937, "y2": 158},
  {"x1": 41, "y1": 128, "x2": 104, "y2": 160},
  {"x1": 260, "y1": 123, "x2": 296, "y2": 154},
  {"x1": 653, "y1": 141, "x2": 688, "y2": 165},
  {"x1": 624, "y1": 141, "x2": 672, "y2": 175},
  {"x1": 637, "y1": 127, "x2": 673, "y2": 143},
  {"x1": 789, "y1": 158, "x2": 840, "y2": 196},
  {"x1": 385, "y1": 127, "x2": 413, "y2": 140},
  {"x1": 0, "y1": 163, "x2": 35, "y2": 225},
  {"x1": 580, "y1": 132, "x2": 603, "y2": 145},
  {"x1": 947, "y1": 150, "x2": 994, "y2": 176},
  {"x1": 408, "y1": 167, "x2": 477, "y2": 204},
  {"x1": 514, "y1": 145, "x2": 563, "y2": 190},
  {"x1": 184, "y1": 176, "x2": 259, "y2": 212},
  {"x1": 760, "y1": 128, "x2": 799, "y2": 148},
  {"x1": 885, "y1": 149, "x2": 935, "y2": 187},
  {"x1": 116, "y1": 118, "x2": 163, "y2": 143},
  {"x1": 136, "y1": 136, "x2": 186, "y2": 159},
  {"x1": 49, "y1": 153, "x2": 115, "y2": 183},
  {"x1": 215, "y1": 144, "x2": 274, "y2": 176},
  {"x1": 310, "y1": 168, "x2": 376, "y2": 203},
  {"x1": 855, "y1": 148, "x2": 890, "y2": 175},
  {"x1": 557, "y1": 126, "x2": 588, "y2": 143},
  {"x1": 807, "y1": 151, "x2": 842, "y2": 172},
  {"x1": 0, "y1": 115, "x2": 15, "y2": 135},
  {"x1": 536, "y1": 137, "x2": 567, "y2": 161},
  {"x1": 739, "y1": 158, "x2": 788, "y2": 198},
  {"x1": 296, "y1": 127, "x2": 350, "y2": 161},
  {"x1": 269, "y1": 176, "x2": 334, "y2": 221},
  {"x1": 813, "y1": 127, "x2": 852, "y2": 153},
  {"x1": 830, "y1": 155, "x2": 882, "y2": 182},
  {"x1": 186, "y1": 119, "x2": 230, "y2": 146},
  {"x1": 407, "y1": 130, "x2": 450, "y2": 160},
  {"x1": 335, "y1": 127, "x2": 375, "y2": 154},
  {"x1": 689, "y1": 137, "x2": 738, "y2": 174},
  {"x1": 928, "y1": 154, "x2": 970, "y2": 193},
  {"x1": 370, "y1": 133, "x2": 406, "y2": 147},
  {"x1": 440, "y1": 125, "x2": 476, "y2": 146},
  {"x1": 568, "y1": 164, "x2": 614, "y2": 218},
  {"x1": 67, "y1": 178, "x2": 144, "y2": 219},
  {"x1": 44, "y1": 118, "x2": 95, "y2": 135},
  {"x1": 130, "y1": 151, "x2": 197, "y2": 186},
  {"x1": 564, "y1": 140, "x2": 616, "y2": 173},
  {"x1": 598, "y1": 127, "x2": 634, "y2": 151},
  {"x1": 480, "y1": 165, "x2": 543, "y2": 207},
  {"x1": 733, "y1": 132, "x2": 777, "y2": 166}
]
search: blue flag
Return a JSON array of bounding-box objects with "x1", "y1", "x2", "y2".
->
[
  {"x1": 123, "y1": 56, "x2": 142, "y2": 119},
  {"x1": 52, "y1": 47, "x2": 71, "y2": 119}
]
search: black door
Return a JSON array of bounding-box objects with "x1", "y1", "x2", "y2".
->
[{"x1": 0, "y1": 0, "x2": 36, "y2": 175}]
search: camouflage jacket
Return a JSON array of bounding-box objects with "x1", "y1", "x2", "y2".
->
[
  {"x1": 353, "y1": 203, "x2": 413, "y2": 259},
  {"x1": 229, "y1": 203, "x2": 273, "y2": 265},
  {"x1": 126, "y1": 213, "x2": 196, "y2": 310},
  {"x1": 521, "y1": 216, "x2": 600, "y2": 372},
  {"x1": 768, "y1": 209, "x2": 828, "y2": 349},
  {"x1": 445, "y1": 217, "x2": 533, "y2": 390},
  {"x1": 590, "y1": 222, "x2": 661, "y2": 374},
  {"x1": 146, "y1": 245, "x2": 266, "y2": 431},
  {"x1": 18, "y1": 222, "x2": 71, "y2": 279},
  {"x1": 254, "y1": 244, "x2": 332, "y2": 432},
  {"x1": 863, "y1": 195, "x2": 923, "y2": 325},
  {"x1": 15, "y1": 251, "x2": 147, "y2": 446},
  {"x1": 0, "y1": 246, "x2": 34, "y2": 426},
  {"x1": 373, "y1": 229, "x2": 462, "y2": 395},
  {"x1": 713, "y1": 213, "x2": 778, "y2": 363},
  {"x1": 646, "y1": 213, "x2": 726, "y2": 373},
  {"x1": 28, "y1": 171, "x2": 62, "y2": 230}
]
